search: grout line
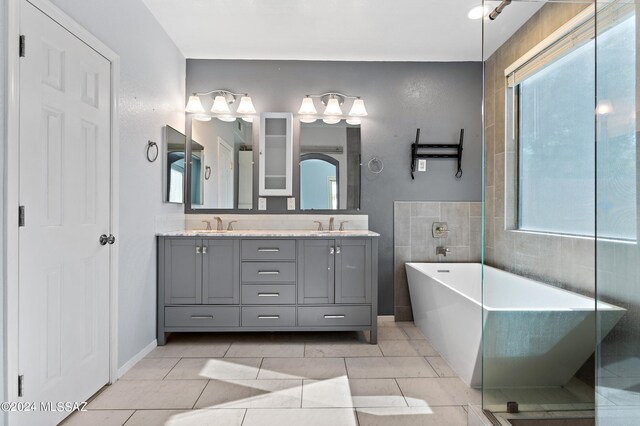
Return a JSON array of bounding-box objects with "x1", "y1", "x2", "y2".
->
[
  {"x1": 121, "y1": 410, "x2": 136, "y2": 425},
  {"x1": 161, "y1": 358, "x2": 181, "y2": 380},
  {"x1": 256, "y1": 357, "x2": 265, "y2": 380},
  {"x1": 393, "y1": 378, "x2": 410, "y2": 407},
  {"x1": 222, "y1": 342, "x2": 232, "y2": 358},
  {"x1": 239, "y1": 408, "x2": 248, "y2": 426},
  {"x1": 191, "y1": 379, "x2": 210, "y2": 410}
]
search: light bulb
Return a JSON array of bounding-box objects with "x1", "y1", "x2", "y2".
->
[
  {"x1": 194, "y1": 114, "x2": 212, "y2": 121},
  {"x1": 298, "y1": 97, "x2": 318, "y2": 115},
  {"x1": 349, "y1": 99, "x2": 368, "y2": 116},
  {"x1": 346, "y1": 118, "x2": 361, "y2": 125},
  {"x1": 185, "y1": 95, "x2": 205, "y2": 114},
  {"x1": 236, "y1": 96, "x2": 256, "y2": 114},
  {"x1": 323, "y1": 117, "x2": 341, "y2": 124},
  {"x1": 468, "y1": 5, "x2": 489, "y2": 20},
  {"x1": 596, "y1": 100, "x2": 613, "y2": 115},
  {"x1": 324, "y1": 98, "x2": 343, "y2": 116},
  {"x1": 211, "y1": 95, "x2": 231, "y2": 114}
]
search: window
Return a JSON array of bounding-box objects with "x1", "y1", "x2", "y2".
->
[{"x1": 507, "y1": 8, "x2": 636, "y2": 240}]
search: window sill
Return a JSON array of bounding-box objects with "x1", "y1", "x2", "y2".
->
[{"x1": 505, "y1": 228, "x2": 637, "y2": 245}]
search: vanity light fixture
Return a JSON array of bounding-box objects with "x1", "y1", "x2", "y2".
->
[
  {"x1": 185, "y1": 89, "x2": 256, "y2": 122},
  {"x1": 297, "y1": 92, "x2": 368, "y2": 125}
]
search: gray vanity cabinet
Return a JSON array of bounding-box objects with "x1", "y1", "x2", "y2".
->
[
  {"x1": 335, "y1": 239, "x2": 372, "y2": 304},
  {"x1": 203, "y1": 239, "x2": 240, "y2": 304},
  {"x1": 298, "y1": 239, "x2": 335, "y2": 304},
  {"x1": 163, "y1": 238, "x2": 202, "y2": 305}
]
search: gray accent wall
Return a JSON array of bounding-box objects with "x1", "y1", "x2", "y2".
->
[
  {"x1": 186, "y1": 60, "x2": 483, "y2": 314},
  {"x1": 48, "y1": 0, "x2": 186, "y2": 369}
]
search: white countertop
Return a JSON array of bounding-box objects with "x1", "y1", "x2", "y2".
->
[{"x1": 157, "y1": 229, "x2": 380, "y2": 237}]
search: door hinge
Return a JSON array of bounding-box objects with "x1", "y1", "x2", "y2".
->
[
  {"x1": 19, "y1": 35, "x2": 25, "y2": 57},
  {"x1": 18, "y1": 375, "x2": 24, "y2": 397},
  {"x1": 18, "y1": 206, "x2": 25, "y2": 227}
]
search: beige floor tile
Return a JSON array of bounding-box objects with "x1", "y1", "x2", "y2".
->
[
  {"x1": 242, "y1": 408, "x2": 358, "y2": 426},
  {"x1": 378, "y1": 327, "x2": 409, "y2": 340},
  {"x1": 349, "y1": 379, "x2": 408, "y2": 408},
  {"x1": 356, "y1": 406, "x2": 467, "y2": 426},
  {"x1": 305, "y1": 343, "x2": 383, "y2": 358},
  {"x1": 400, "y1": 326, "x2": 426, "y2": 340},
  {"x1": 408, "y1": 340, "x2": 439, "y2": 356},
  {"x1": 397, "y1": 377, "x2": 481, "y2": 406},
  {"x1": 61, "y1": 409, "x2": 133, "y2": 426},
  {"x1": 302, "y1": 377, "x2": 353, "y2": 408},
  {"x1": 194, "y1": 379, "x2": 302, "y2": 408},
  {"x1": 426, "y1": 357, "x2": 457, "y2": 377},
  {"x1": 378, "y1": 340, "x2": 421, "y2": 356},
  {"x1": 88, "y1": 380, "x2": 207, "y2": 409},
  {"x1": 346, "y1": 357, "x2": 437, "y2": 379},
  {"x1": 119, "y1": 358, "x2": 179, "y2": 380},
  {"x1": 123, "y1": 409, "x2": 246, "y2": 426},
  {"x1": 258, "y1": 357, "x2": 347, "y2": 379},
  {"x1": 147, "y1": 342, "x2": 230, "y2": 358},
  {"x1": 165, "y1": 358, "x2": 262, "y2": 380},
  {"x1": 224, "y1": 342, "x2": 305, "y2": 358}
]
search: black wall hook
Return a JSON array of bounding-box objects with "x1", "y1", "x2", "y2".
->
[{"x1": 410, "y1": 128, "x2": 464, "y2": 179}]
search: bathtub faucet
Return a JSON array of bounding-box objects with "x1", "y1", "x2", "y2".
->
[{"x1": 436, "y1": 246, "x2": 451, "y2": 257}]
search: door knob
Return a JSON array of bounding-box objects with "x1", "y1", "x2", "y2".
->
[
  {"x1": 99, "y1": 234, "x2": 108, "y2": 245},
  {"x1": 107, "y1": 234, "x2": 116, "y2": 245}
]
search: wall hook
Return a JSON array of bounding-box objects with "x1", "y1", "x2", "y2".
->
[{"x1": 146, "y1": 140, "x2": 159, "y2": 162}]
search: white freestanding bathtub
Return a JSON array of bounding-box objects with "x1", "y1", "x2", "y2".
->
[{"x1": 406, "y1": 263, "x2": 625, "y2": 389}]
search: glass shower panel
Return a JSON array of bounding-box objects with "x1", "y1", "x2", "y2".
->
[
  {"x1": 595, "y1": 1, "x2": 639, "y2": 424},
  {"x1": 482, "y1": 0, "x2": 600, "y2": 423}
]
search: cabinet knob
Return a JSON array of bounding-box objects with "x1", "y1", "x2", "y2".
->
[{"x1": 329, "y1": 247, "x2": 335, "y2": 255}]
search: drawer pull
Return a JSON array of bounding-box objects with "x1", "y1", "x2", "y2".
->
[
  {"x1": 258, "y1": 270, "x2": 280, "y2": 275},
  {"x1": 258, "y1": 315, "x2": 280, "y2": 319},
  {"x1": 258, "y1": 293, "x2": 280, "y2": 297},
  {"x1": 258, "y1": 248, "x2": 280, "y2": 252},
  {"x1": 191, "y1": 315, "x2": 214, "y2": 319},
  {"x1": 324, "y1": 314, "x2": 346, "y2": 319}
]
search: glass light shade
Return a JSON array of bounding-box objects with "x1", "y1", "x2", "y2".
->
[
  {"x1": 241, "y1": 116, "x2": 254, "y2": 123},
  {"x1": 236, "y1": 96, "x2": 256, "y2": 114},
  {"x1": 596, "y1": 100, "x2": 613, "y2": 115},
  {"x1": 298, "y1": 97, "x2": 318, "y2": 115},
  {"x1": 346, "y1": 118, "x2": 361, "y2": 125},
  {"x1": 217, "y1": 115, "x2": 236, "y2": 122},
  {"x1": 323, "y1": 117, "x2": 341, "y2": 124},
  {"x1": 467, "y1": 5, "x2": 489, "y2": 20},
  {"x1": 300, "y1": 116, "x2": 318, "y2": 124},
  {"x1": 324, "y1": 98, "x2": 343, "y2": 116},
  {"x1": 349, "y1": 99, "x2": 368, "y2": 116},
  {"x1": 211, "y1": 95, "x2": 231, "y2": 114},
  {"x1": 185, "y1": 95, "x2": 205, "y2": 113},
  {"x1": 194, "y1": 114, "x2": 212, "y2": 121}
]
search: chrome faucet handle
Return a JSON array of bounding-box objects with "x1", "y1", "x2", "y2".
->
[
  {"x1": 436, "y1": 246, "x2": 451, "y2": 257},
  {"x1": 339, "y1": 221, "x2": 348, "y2": 231},
  {"x1": 314, "y1": 221, "x2": 324, "y2": 231},
  {"x1": 202, "y1": 220, "x2": 212, "y2": 231},
  {"x1": 328, "y1": 217, "x2": 335, "y2": 231},
  {"x1": 227, "y1": 220, "x2": 237, "y2": 231},
  {"x1": 214, "y1": 216, "x2": 223, "y2": 231}
]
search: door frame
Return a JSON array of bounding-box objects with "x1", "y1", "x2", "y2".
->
[
  {"x1": 217, "y1": 136, "x2": 233, "y2": 208},
  {"x1": 5, "y1": 0, "x2": 121, "y2": 411}
]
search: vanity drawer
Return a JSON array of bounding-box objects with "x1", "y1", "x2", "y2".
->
[
  {"x1": 298, "y1": 305, "x2": 371, "y2": 327},
  {"x1": 242, "y1": 306, "x2": 296, "y2": 327},
  {"x1": 242, "y1": 262, "x2": 296, "y2": 283},
  {"x1": 241, "y1": 240, "x2": 296, "y2": 261},
  {"x1": 242, "y1": 284, "x2": 296, "y2": 305},
  {"x1": 165, "y1": 306, "x2": 239, "y2": 328}
]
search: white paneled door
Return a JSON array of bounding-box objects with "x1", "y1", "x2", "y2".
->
[{"x1": 17, "y1": 1, "x2": 112, "y2": 425}]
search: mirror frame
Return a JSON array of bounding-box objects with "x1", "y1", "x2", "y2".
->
[{"x1": 184, "y1": 117, "x2": 362, "y2": 214}]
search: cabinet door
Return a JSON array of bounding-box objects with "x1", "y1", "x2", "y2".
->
[
  {"x1": 164, "y1": 238, "x2": 202, "y2": 305},
  {"x1": 259, "y1": 112, "x2": 293, "y2": 196},
  {"x1": 203, "y1": 239, "x2": 240, "y2": 304},
  {"x1": 298, "y1": 239, "x2": 335, "y2": 304},
  {"x1": 335, "y1": 239, "x2": 371, "y2": 304}
]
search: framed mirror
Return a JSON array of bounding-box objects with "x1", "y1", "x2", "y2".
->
[
  {"x1": 165, "y1": 125, "x2": 186, "y2": 204},
  {"x1": 299, "y1": 121, "x2": 361, "y2": 210},
  {"x1": 189, "y1": 118, "x2": 253, "y2": 210}
]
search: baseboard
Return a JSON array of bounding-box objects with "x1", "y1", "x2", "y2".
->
[
  {"x1": 377, "y1": 315, "x2": 395, "y2": 322},
  {"x1": 117, "y1": 339, "x2": 157, "y2": 379}
]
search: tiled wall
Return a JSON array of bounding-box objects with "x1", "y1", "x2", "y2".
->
[{"x1": 393, "y1": 201, "x2": 481, "y2": 320}]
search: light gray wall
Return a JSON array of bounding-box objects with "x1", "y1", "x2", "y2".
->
[
  {"x1": 48, "y1": 0, "x2": 186, "y2": 368},
  {"x1": 186, "y1": 60, "x2": 483, "y2": 314},
  {"x1": 1, "y1": 0, "x2": 7, "y2": 419}
]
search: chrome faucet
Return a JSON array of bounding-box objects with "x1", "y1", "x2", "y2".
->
[
  {"x1": 328, "y1": 217, "x2": 335, "y2": 231},
  {"x1": 202, "y1": 220, "x2": 212, "y2": 231},
  {"x1": 339, "y1": 221, "x2": 348, "y2": 231},
  {"x1": 214, "y1": 216, "x2": 223, "y2": 231},
  {"x1": 227, "y1": 220, "x2": 237, "y2": 231},
  {"x1": 436, "y1": 246, "x2": 451, "y2": 257},
  {"x1": 314, "y1": 221, "x2": 324, "y2": 231}
]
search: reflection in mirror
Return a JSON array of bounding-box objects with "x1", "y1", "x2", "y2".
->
[
  {"x1": 299, "y1": 121, "x2": 360, "y2": 210},
  {"x1": 165, "y1": 125, "x2": 186, "y2": 203},
  {"x1": 191, "y1": 118, "x2": 253, "y2": 209}
]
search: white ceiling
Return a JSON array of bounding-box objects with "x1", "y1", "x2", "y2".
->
[{"x1": 142, "y1": 0, "x2": 544, "y2": 61}]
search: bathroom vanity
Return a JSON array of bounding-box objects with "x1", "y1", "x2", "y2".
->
[{"x1": 157, "y1": 230, "x2": 379, "y2": 344}]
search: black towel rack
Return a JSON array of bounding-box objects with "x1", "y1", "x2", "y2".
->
[{"x1": 410, "y1": 128, "x2": 464, "y2": 179}]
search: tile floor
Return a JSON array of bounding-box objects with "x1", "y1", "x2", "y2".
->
[{"x1": 63, "y1": 320, "x2": 479, "y2": 425}]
